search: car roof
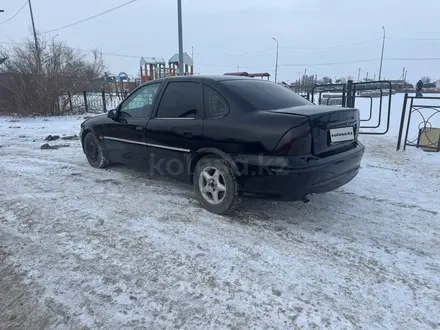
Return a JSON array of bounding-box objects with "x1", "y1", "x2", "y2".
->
[{"x1": 147, "y1": 75, "x2": 260, "y2": 84}]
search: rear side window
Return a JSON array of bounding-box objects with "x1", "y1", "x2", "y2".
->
[
  {"x1": 221, "y1": 79, "x2": 312, "y2": 110},
  {"x1": 204, "y1": 85, "x2": 229, "y2": 118},
  {"x1": 156, "y1": 81, "x2": 201, "y2": 118}
]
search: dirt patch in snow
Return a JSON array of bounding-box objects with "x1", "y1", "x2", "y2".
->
[{"x1": 0, "y1": 248, "x2": 83, "y2": 330}]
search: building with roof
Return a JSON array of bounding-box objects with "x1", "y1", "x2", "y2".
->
[{"x1": 223, "y1": 72, "x2": 271, "y2": 80}]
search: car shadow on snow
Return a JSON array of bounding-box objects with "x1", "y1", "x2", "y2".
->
[{"x1": 103, "y1": 163, "x2": 355, "y2": 234}]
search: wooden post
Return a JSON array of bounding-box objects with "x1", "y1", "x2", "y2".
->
[
  {"x1": 149, "y1": 63, "x2": 154, "y2": 80},
  {"x1": 102, "y1": 90, "x2": 107, "y2": 113},
  {"x1": 68, "y1": 91, "x2": 73, "y2": 113},
  {"x1": 83, "y1": 91, "x2": 88, "y2": 113}
]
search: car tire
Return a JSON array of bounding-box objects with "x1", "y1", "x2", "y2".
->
[
  {"x1": 83, "y1": 132, "x2": 109, "y2": 169},
  {"x1": 193, "y1": 156, "x2": 240, "y2": 215}
]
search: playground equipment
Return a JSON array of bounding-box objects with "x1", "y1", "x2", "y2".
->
[
  {"x1": 168, "y1": 52, "x2": 193, "y2": 76},
  {"x1": 139, "y1": 53, "x2": 194, "y2": 82},
  {"x1": 140, "y1": 57, "x2": 167, "y2": 82}
]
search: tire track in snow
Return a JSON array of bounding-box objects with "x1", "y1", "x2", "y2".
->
[{"x1": 1, "y1": 130, "x2": 440, "y2": 329}]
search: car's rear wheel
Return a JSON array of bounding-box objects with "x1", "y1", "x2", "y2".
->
[
  {"x1": 193, "y1": 156, "x2": 240, "y2": 214},
  {"x1": 84, "y1": 132, "x2": 109, "y2": 169}
]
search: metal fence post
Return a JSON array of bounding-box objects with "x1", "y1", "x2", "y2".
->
[
  {"x1": 56, "y1": 96, "x2": 61, "y2": 115},
  {"x1": 83, "y1": 91, "x2": 88, "y2": 113},
  {"x1": 342, "y1": 84, "x2": 346, "y2": 107},
  {"x1": 102, "y1": 90, "x2": 107, "y2": 113},
  {"x1": 396, "y1": 93, "x2": 408, "y2": 151},
  {"x1": 403, "y1": 97, "x2": 414, "y2": 150},
  {"x1": 68, "y1": 91, "x2": 73, "y2": 113},
  {"x1": 346, "y1": 80, "x2": 354, "y2": 108}
]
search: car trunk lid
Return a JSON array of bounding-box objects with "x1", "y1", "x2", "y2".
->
[{"x1": 267, "y1": 105, "x2": 359, "y2": 156}]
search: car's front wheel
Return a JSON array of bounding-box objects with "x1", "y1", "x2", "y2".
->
[
  {"x1": 193, "y1": 156, "x2": 240, "y2": 214},
  {"x1": 83, "y1": 132, "x2": 109, "y2": 169}
]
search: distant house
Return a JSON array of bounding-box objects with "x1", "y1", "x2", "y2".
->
[
  {"x1": 436, "y1": 80, "x2": 440, "y2": 89},
  {"x1": 223, "y1": 72, "x2": 271, "y2": 80},
  {"x1": 423, "y1": 82, "x2": 437, "y2": 89}
]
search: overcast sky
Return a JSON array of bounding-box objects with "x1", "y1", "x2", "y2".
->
[{"x1": 1, "y1": 0, "x2": 439, "y2": 83}]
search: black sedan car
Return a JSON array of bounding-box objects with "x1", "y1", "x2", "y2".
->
[{"x1": 81, "y1": 75, "x2": 364, "y2": 214}]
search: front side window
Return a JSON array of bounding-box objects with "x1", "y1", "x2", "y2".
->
[
  {"x1": 156, "y1": 81, "x2": 200, "y2": 118},
  {"x1": 120, "y1": 83, "x2": 160, "y2": 118},
  {"x1": 221, "y1": 79, "x2": 312, "y2": 110}
]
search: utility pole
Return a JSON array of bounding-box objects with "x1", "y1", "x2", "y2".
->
[
  {"x1": 28, "y1": 0, "x2": 41, "y2": 72},
  {"x1": 357, "y1": 68, "x2": 361, "y2": 82},
  {"x1": 177, "y1": 0, "x2": 184, "y2": 76},
  {"x1": 272, "y1": 37, "x2": 279, "y2": 83},
  {"x1": 378, "y1": 26, "x2": 385, "y2": 81}
]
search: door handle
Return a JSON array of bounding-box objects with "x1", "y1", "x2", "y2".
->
[
  {"x1": 183, "y1": 131, "x2": 194, "y2": 138},
  {"x1": 136, "y1": 126, "x2": 145, "y2": 132}
]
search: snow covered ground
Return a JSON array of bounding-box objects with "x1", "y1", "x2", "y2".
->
[{"x1": 1, "y1": 96, "x2": 440, "y2": 329}]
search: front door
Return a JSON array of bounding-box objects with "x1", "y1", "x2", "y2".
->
[
  {"x1": 104, "y1": 83, "x2": 161, "y2": 166},
  {"x1": 147, "y1": 80, "x2": 204, "y2": 182}
]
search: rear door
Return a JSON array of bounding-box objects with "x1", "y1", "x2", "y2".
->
[
  {"x1": 104, "y1": 83, "x2": 161, "y2": 165},
  {"x1": 146, "y1": 80, "x2": 203, "y2": 181}
]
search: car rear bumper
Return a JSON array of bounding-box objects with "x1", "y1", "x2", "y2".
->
[{"x1": 234, "y1": 141, "x2": 365, "y2": 200}]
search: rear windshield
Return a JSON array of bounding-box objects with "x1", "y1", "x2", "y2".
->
[{"x1": 220, "y1": 79, "x2": 312, "y2": 110}]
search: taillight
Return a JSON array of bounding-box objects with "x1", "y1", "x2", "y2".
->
[{"x1": 274, "y1": 120, "x2": 312, "y2": 156}]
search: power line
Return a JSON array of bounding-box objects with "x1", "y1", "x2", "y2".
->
[
  {"x1": 227, "y1": 47, "x2": 275, "y2": 57},
  {"x1": 0, "y1": 41, "x2": 21, "y2": 45},
  {"x1": 385, "y1": 57, "x2": 440, "y2": 61},
  {"x1": 387, "y1": 36, "x2": 440, "y2": 41},
  {"x1": 0, "y1": 40, "x2": 173, "y2": 61},
  {"x1": 0, "y1": 1, "x2": 29, "y2": 25},
  {"x1": 280, "y1": 38, "x2": 382, "y2": 50},
  {"x1": 280, "y1": 59, "x2": 379, "y2": 67},
  {"x1": 279, "y1": 57, "x2": 440, "y2": 67},
  {"x1": 2, "y1": 40, "x2": 440, "y2": 67},
  {"x1": 40, "y1": 0, "x2": 138, "y2": 34},
  {"x1": 225, "y1": 38, "x2": 382, "y2": 57}
]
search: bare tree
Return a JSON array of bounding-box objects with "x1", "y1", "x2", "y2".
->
[
  {"x1": 421, "y1": 76, "x2": 431, "y2": 84},
  {"x1": 0, "y1": 34, "x2": 105, "y2": 116},
  {"x1": 317, "y1": 76, "x2": 332, "y2": 85}
]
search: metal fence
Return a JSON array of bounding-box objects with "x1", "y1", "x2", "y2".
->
[
  {"x1": 307, "y1": 80, "x2": 393, "y2": 135},
  {"x1": 396, "y1": 94, "x2": 440, "y2": 151},
  {"x1": 57, "y1": 91, "x2": 129, "y2": 114}
]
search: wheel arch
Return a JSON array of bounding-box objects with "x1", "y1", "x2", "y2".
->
[
  {"x1": 189, "y1": 148, "x2": 240, "y2": 184},
  {"x1": 81, "y1": 128, "x2": 94, "y2": 152},
  {"x1": 81, "y1": 128, "x2": 107, "y2": 154}
]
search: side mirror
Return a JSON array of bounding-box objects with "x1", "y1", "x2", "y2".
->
[{"x1": 107, "y1": 109, "x2": 117, "y2": 119}]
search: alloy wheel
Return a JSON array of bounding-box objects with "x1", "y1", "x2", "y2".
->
[{"x1": 198, "y1": 166, "x2": 227, "y2": 204}]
